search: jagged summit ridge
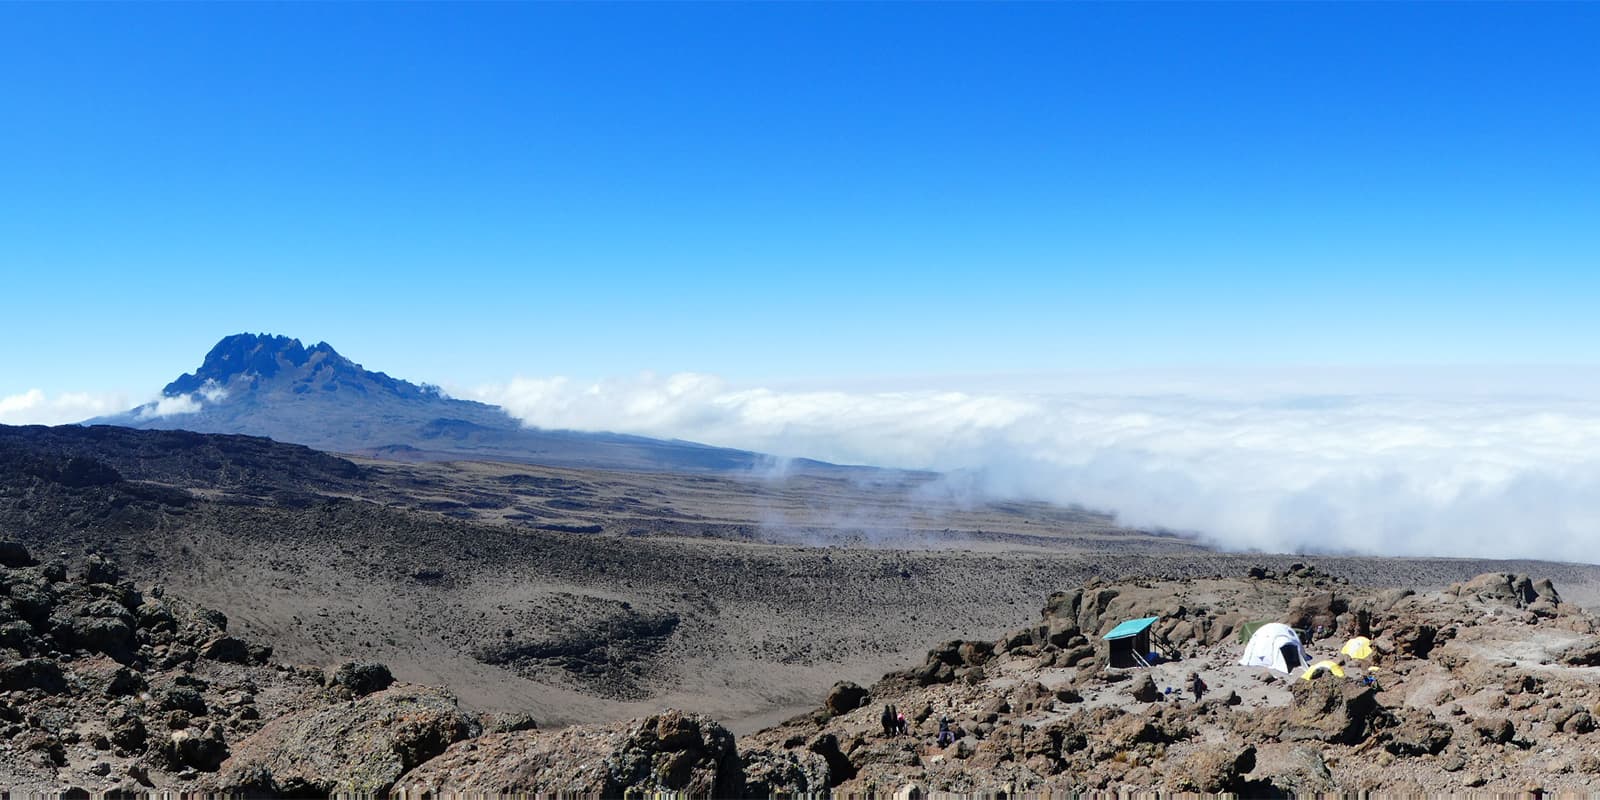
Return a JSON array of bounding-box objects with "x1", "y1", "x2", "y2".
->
[
  {"x1": 164, "y1": 333, "x2": 344, "y2": 393},
  {"x1": 162, "y1": 333, "x2": 431, "y2": 400}
]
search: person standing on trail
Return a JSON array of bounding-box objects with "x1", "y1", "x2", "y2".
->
[
  {"x1": 881, "y1": 704, "x2": 896, "y2": 737},
  {"x1": 937, "y1": 715, "x2": 953, "y2": 746}
]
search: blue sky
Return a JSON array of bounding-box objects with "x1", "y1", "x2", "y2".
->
[{"x1": 3, "y1": 2, "x2": 1598, "y2": 400}]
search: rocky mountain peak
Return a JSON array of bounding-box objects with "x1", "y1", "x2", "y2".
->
[
  {"x1": 163, "y1": 333, "x2": 351, "y2": 395},
  {"x1": 160, "y1": 333, "x2": 417, "y2": 399}
]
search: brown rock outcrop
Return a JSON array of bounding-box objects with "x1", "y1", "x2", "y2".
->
[{"x1": 215, "y1": 686, "x2": 476, "y2": 795}]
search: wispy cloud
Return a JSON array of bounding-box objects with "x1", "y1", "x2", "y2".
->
[
  {"x1": 471, "y1": 371, "x2": 1600, "y2": 563},
  {"x1": 135, "y1": 379, "x2": 227, "y2": 421},
  {"x1": 135, "y1": 394, "x2": 202, "y2": 420},
  {"x1": 0, "y1": 389, "x2": 127, "y2": 426}
]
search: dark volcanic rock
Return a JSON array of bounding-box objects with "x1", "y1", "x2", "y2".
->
[
  {"x1": 0, "y1": 657, "x2": 67, "y2": 693},
  {"x1": 824, "y1": 681, "x2": 870, "y2": 716},
  {"x1": 0, "y1": 540, "x2": 37, "y2": 568},
  {"x1": 327, "y1": 661, "x2": 394, "y2": 698}
]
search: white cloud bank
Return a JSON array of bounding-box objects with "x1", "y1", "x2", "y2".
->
[
  {"x1": 0, "y1": 389, "x2": 127, "y2": 426},
  {"x1": 2, "y1": 380, "x2": 228, "y2": 425},
  {"x1": 471, "y1": 372, "x2": 1600, "y2": 564}
]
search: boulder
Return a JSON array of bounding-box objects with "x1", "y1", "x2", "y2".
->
[
  {"x1": 1451, "y1": 573, "x2": 1541, "y2": 608},
  {"x1": 82, "y1": 554, "x2": 122, "y2": 585},
  {"x1": 0, "y1": 657, "x2": 67, "y2": 693},
  {"x1": 1383, "y1": 708, "x2": 1453, "y2": 755},
  {"x1": 158, "y1": 723, "x2": 229, "y2": 772},
  {"x1": 485, "y1": 712, "x2": 539, "y2": 734},
  {"x1": 1561, "y1": 638, "x2": 1600, "y2": 667},
  {"x1": 327, "y1": 661, "x2": 394, "y2": 698},
  {"x1": 387, "y1": 729, "x2": 610, "y2": 795},
  {"x1": 1562, "y1": 711, "x2": 1596, "y2": 735},
  {"x1": 1055, "y1": 643, "x2": 1096, "y2": 668},
  {"x1": 605, "y1": 710, "x2": 743, "y2": 797},
  {"x1": 106, "y1": 706, "x2": 149, "y2": 754},
  {"x1": 1284, "y1": 678, "x2": 1379, "y2": 744},
  {"x1": 1129, "y1": 674, "x2": 1162, "y2": 703},
  {"x1": 1261, "y1": 745, "x2": 1336, "y2": 794},
  {"x1": 1473, "y1": 716, "x2": 1514, "y2": 744},
  {"x1": 1175, "y1": 744, "x2": 1256, "y2": 793},
  {"x1": 161, "y1": 686, "x2": 209, "y2": 716},
  {"x1": 1285, "y1": 591, "x2": 1347, "y2": 635},
  {"x1": 66, "y1": 615, "x2": 135, "y2": 658},
  {"x1": 823, "y1": 681, "x2": 869, "y2": 716},
  {"x1": 0, "y1": 540, "x2": 37, "y2": 568},
  {"x1": 392, "y1": 710, "x2": 743, "y2": 797},
  {"x1": 215, "y1": 685, "x2": 477, "y2": 795},
  {"x1": 199, "y1": 635, "x2": 258, "y2": 664},
  {"x1": 135, "y1": 600, "x2": 178, "y2": 634}
]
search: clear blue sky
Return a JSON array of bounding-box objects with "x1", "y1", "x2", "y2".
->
[{"x1": 3, "y1": 2, "x2": 1598, "y2": 399}]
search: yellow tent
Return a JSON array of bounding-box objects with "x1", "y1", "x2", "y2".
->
[
  {"x1": 1340, "y1": 636, "x2": 1374, "y2": 660},
  {"x1": 1301, "y1": 660, "x2": 1346, "y2": 680}
]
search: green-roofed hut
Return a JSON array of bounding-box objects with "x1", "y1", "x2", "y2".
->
[{"x1": 1101, "y1": 616, "x2": 1160, "y2": 668}]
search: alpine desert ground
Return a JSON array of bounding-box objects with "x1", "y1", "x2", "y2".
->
[{"x1": 6, "y1": 424, "x2": 1600, "y2": 794}]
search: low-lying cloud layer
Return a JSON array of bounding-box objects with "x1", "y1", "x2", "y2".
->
[
  {"x1": 2, "y1": 380, "x2": 228, "y2": 426},
  {"x1": 472, "y1": 372, "x2": 1600, "y2": 564},
  {"x1": 0, "y1": 389, "x2": 126, "y2": 427}
]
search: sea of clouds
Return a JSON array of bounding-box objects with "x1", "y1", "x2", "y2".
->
[{"x1": 470, "y1": 370, "x2": 1600, "y2": 564}]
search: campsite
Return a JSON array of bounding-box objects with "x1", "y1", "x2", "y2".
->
[{"x1": 730, "y1": 563, "x2": 1600, "y2": 795}]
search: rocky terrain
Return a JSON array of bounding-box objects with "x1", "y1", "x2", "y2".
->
[
  {"x1": 12, "y1": 537, "x2": 1599, "y2": 795},
  {"x1": 735, "y1": 565, "x2": 1600, "y2": 795},
  {"x1": 6, "y1": 423, "x2": 1600, "y2": 740},
  {"x1": 8, "y1": 420, "x2": 1600, "y2": 794}
]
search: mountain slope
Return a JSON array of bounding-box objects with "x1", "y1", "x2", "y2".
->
[{"x1": 91, "y1": 333, "x2": 802, "y2": 473}]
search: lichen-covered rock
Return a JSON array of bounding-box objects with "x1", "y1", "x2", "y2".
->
[
  {"x1": 214, "y1": 686, "x2": 476, "y2": 795},
  {"x1": 392, "y1": 710, "x2": 742, "y2": 797},
  {"x1": 605, "y1": 711, "x2": 743, "y2": 797},
  {"x1": 741, "y1": 746, "x2": 831, "y2": 796}
]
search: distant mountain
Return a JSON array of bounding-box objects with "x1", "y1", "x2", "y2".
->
[{"x1": 90, "y1": 333, "x2": 820, "y2": 473}]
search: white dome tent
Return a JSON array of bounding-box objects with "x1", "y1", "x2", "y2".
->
[{"x1": 1237, "y1": 622, "x2": 1309, "y2": 673}]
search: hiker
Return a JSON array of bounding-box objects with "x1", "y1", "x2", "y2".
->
[
  {"x1": 937, "y1": 715, "x2": 953, "y2": 746},
  {"x1": 896, "y1": 710, "x2": 908, "y2": 735},
  {"x1": 1187, "y1": 671, "x2": 1207, "y2": 701},
  {"x1": 880, "y1": 704, "x2": 895, "y2": 737}
]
